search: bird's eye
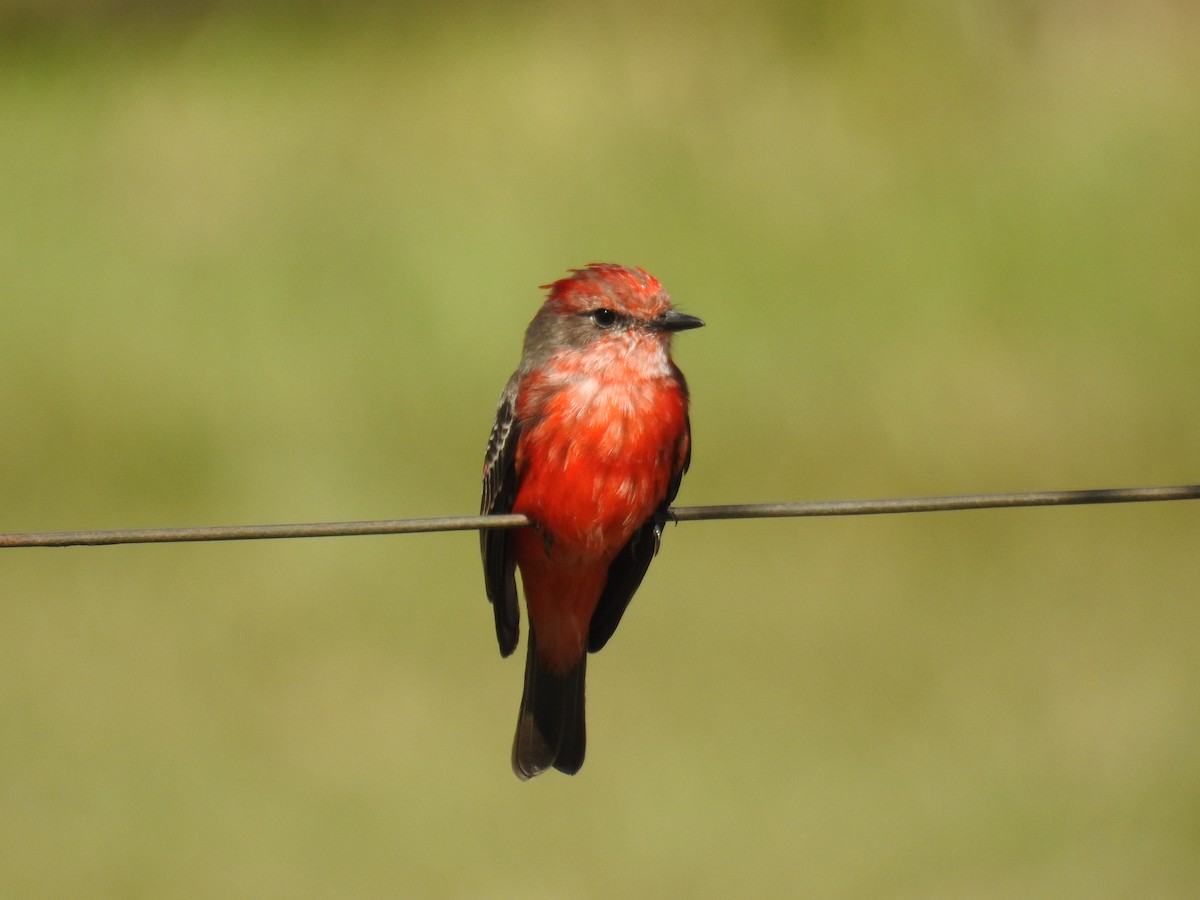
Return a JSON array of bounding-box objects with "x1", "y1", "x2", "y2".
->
[{"x1": 590, "y1": 308, "x2": 619, "y2": 327}]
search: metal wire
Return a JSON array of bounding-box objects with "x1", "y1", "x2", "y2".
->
[{"x1": 1, "y1": 484, "x2": 1196, "y2": 549}]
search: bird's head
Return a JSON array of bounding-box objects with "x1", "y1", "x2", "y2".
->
[{"x1": 522, "y1": 264, "x2": 703, "y2": 372}]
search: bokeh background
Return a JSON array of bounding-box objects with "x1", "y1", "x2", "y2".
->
[{"x1": 3, "y1": 1, "x2": 1199, "y2": 896}]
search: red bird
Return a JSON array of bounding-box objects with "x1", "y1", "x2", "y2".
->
[{"x1": 480, "y1": 264, "x2": 703, "y2": 779}]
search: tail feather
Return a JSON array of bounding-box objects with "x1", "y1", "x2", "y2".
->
[{"x1": 512, "y1": 629, "x2": 586, "y2": 779}]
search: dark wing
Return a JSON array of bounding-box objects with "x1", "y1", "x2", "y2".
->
[
  {"x1": 587, "y1": 412, "x2": 692, "y2": 653},
  {"x1": 481, "y1": 380, "x2": 522, "y2": 657}
]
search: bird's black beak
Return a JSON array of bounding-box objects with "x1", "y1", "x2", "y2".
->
[{"x1": 650, "y1": 310, "x2": 705, "y2": 333}]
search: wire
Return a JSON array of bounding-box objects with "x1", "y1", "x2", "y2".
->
[{"x1": 1, "y1": 484, "x2": 1196, "y2": 549}]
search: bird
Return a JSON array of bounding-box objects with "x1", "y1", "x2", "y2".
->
[{"x1": 480, "y1": 263, "x2": 702, "y2": 778}]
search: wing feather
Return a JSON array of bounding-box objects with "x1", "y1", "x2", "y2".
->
[{"x1": 481, "y1": 380, "x2": 523, "y2": 657}]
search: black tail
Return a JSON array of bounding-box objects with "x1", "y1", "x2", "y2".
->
[{"x1": 512, "y1": 628, "x2": 586, "y2": 780}]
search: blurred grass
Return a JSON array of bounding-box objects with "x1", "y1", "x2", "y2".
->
[{"x1": 2, "y1": 1, "x2": 1199, "y2": 897}]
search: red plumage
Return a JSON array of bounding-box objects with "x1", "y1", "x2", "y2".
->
[{"x1": 480, "y1": 264, "x2": 702, "y2": 779}]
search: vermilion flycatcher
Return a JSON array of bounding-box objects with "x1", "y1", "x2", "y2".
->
[{"x1": 480, "y1": 263, "x2": 703, "y2": 779}]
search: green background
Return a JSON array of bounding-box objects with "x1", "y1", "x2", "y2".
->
[{"x1": 3, "y1": 1, "x2": 1199, "y2": 896}]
